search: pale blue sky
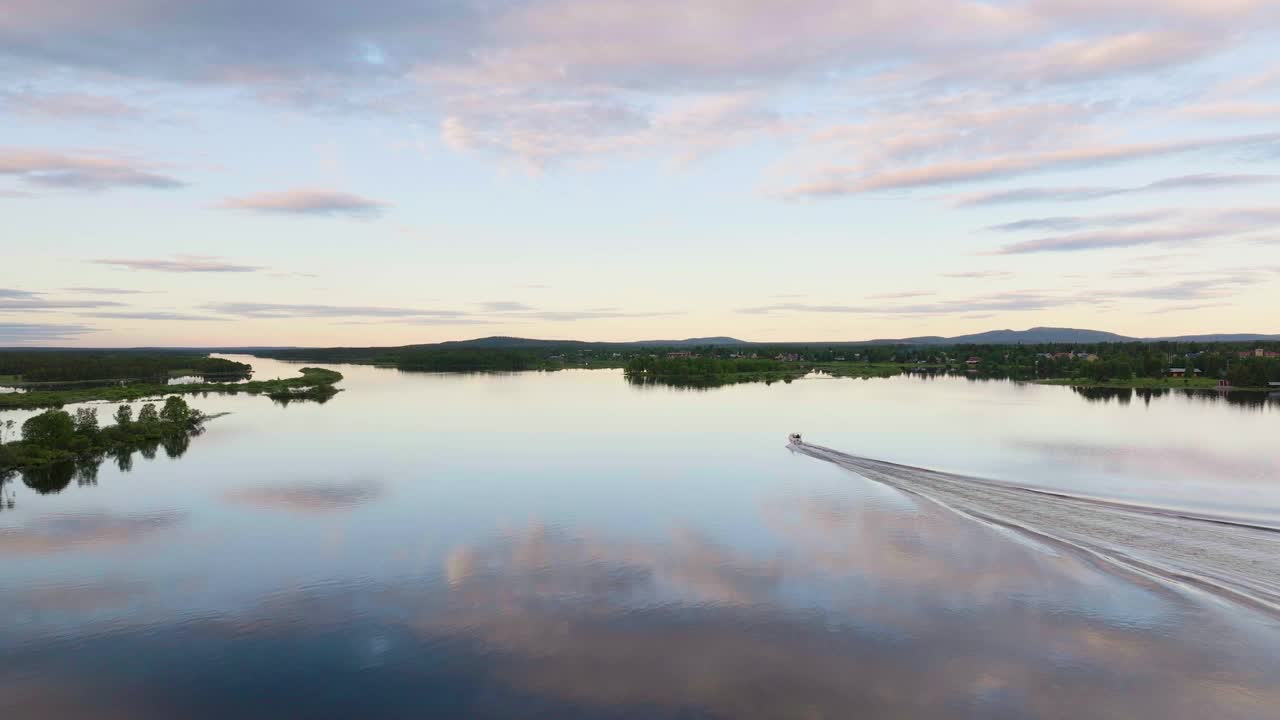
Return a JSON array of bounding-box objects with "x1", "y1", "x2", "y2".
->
[{"x1": 2, "y1": 1, "x2": 1278, "y2": 346}]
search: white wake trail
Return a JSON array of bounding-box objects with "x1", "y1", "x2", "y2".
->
[{"x1": 794, "y1": 442, "x2": 1280, "y2": 617}]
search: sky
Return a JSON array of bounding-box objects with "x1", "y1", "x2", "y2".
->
[{"x1": 2, "y1": 0, "x2": 1279, "y2": 347}]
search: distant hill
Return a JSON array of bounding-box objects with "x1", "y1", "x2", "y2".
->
[
  {"x1": 211, "y1": 328, "x2": 1280, "y2": 360},
  {"x1": 934, "y1": 327, "x2": 1135, "y2": 344},
  {"x1": 637, "y1": 336, "x2": 745, "y2": 346},
  {"x1": 847, "y1": 327, "x2": 1132, "y2": 345},
  {"x1": 431, "y1": 328, "x2": 1273, "y2": 348}
]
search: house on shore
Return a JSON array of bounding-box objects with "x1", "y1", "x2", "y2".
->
[{"x1": 1168, "y1": 367, "x2": 1202, "y2": 378}]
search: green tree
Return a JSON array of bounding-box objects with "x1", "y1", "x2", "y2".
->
[
  {"x1": 137, "y1": 403, "x2": 159, "y2": 423},
  {"x1": 22, "y1": 410, "x2": 76, "y2": 448},
  {"x1": 160, "y1": 396, "x2": 191, "y2": 424},
  {"x1": 74, "y1": 407, "x2": 99, "y2": 434},
  {"x1": 114, "y1": 404, "x2": 133, "y2": 426}
]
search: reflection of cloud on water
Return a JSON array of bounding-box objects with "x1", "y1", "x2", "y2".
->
[
  {"x1": 420, "y1": 519, "x2": 1280, "y2": 719},
  {"x1": 223, "y1": 479, "x2": 382, "y2": 513},
  {"x1": 1013, "y1": 440, "x2": 1279, "y2": 483},
  {"x1": 0, "y1": 510, "x2": 184, "y2": 555},
  {"x1": 764, "y1": 491, "x2": 1096, "y2": 605},
  {"x1": 4, "y1": 516, "x2": 1280, "y2": 718},
  {"x1": 444, "y1": 523, "x2": 781, "y2": 607}
]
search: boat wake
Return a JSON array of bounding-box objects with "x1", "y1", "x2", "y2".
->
[{"x1": 794, "y1": 442, "x2": 1280, "y2": 618}]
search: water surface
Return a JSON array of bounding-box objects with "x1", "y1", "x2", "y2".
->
[{"x1": 2, "y1": 356, "x2": 1278, "y2": 718}]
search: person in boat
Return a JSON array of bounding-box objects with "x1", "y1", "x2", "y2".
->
[{"x1": 788, "y1": 433, "x2": 802, "y2": 445}]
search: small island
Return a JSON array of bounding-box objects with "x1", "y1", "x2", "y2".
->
[
  {"x1": 0, "y1": 396, "x2": 207, "y2": 475},
  {"x1": 0, "y1": 352, "x2": 343, "y2": 410}
]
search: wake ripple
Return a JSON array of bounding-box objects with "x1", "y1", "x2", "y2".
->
[{"x1": 794, "y1": 443, "x2": 1280, "y2": 618}]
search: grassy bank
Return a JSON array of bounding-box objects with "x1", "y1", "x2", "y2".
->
[{"x1": 0, "y1": 367, "x2": 343, "y2": 410}]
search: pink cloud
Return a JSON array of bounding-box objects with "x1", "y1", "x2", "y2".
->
[
  {"x1": 218, "y1": 189, "x2": 389, "y2": 217},
  {"x1": 0, "y1": 147, "x2": 183, "y2": 190}
]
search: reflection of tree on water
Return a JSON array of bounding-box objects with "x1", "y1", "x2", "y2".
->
[
  {"x1": 111, "y1": 446, "x2": 134, "y2": 473},
  {"x1": 269, "y1": 384, "x2": 340, "y2": 406},
  {"x1": 1072, "y1": 385, "x2": 1278, "y2": 410},
  {"x1": 0, "y1": 470, "x2": 16, "y2": 510},
  {"x1": 22, "y1": 461, "x2": 76, "y2": 495},
  {"x1": 1072, "y1": 386, "x2": 1135, "y2": 404},
  {"x1": 0, "y1": 413, "x2": 201, "y2": 508},
  {"x1": 624, "y1": 374, "x2": 792, "y2": 391},
  {"x1": 161, "y1": 426, "x2": 197, "y2": 457},
  {"x1": 75, "y1": 459, "x2": 99, "y2": 487}
]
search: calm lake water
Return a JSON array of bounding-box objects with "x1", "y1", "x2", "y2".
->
[{"x1": 2, "y1": 355, "x2": 1278, "y2": 718}]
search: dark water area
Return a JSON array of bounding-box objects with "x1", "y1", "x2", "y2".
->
[{"x1": 2, "y1": 356, "x2": 1278, "y2": 718}]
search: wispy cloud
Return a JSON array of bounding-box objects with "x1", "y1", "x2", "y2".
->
[
  {"x1": 206, "y1": 300, "x2": 678, "y2": 323},
  {"x1": 1096, "y1": 273, "x2": 1268, "y2": 302},
  {"x1": 0, "y1": 147, "x2": 183, "y2": 191},
  {"x1": 218, "y1": 189, "x2": 389, "y2": 217},
  {"x1": 205, "y1": 302, "x2": 470, "y2": 319},
  {"x1": 90, "y1": 255, "x2": 264, "y2": 273},
  {"x1": 365, "y1": 317, "x2": 502, "y2": 326},
  {"x1": 501, "y1": 309, "x2": 680, "y2": 321},
  {"x1": 784, "y1": 133, "x2": 1280, "y2": 197},
  {"x1": 986, "y1": 207, "x2": 1280, "y2": 254},
  {"x1": 0, "y1": 297, "x2": 126, "y2": 312},
  {"x1": 476, "y1": 301, "x2": 536, "y2": 312},
  {"x1": 61, "y1": 286, "x2": 154, "y2": 295},
  {"x1": 86, "y1": 311, "x2": 226, "y2": 322},
  {"x1": 941, "y1": 271, "x2": 1013, "y2": 280},
  {"x1": 984, "y1": 210, "x2": 1171, "y2": 233},
  {"x1": 738, "y1": 291, "x2": 1063, "y2": 317},
  {"x1": 988, "y1": 227, "x2": 1212, "y2": 255},
  {"x1": 737, "y1": 269, "x2": 1271, "y2": 318},
  {"x1": 1, "y1": 288, "x2": 130, "y2": 312},
  {"x1": 955, "y1": 173, "x2": 1280, "y2": 207},
  {"x1": 1147, "y1": 302, "x2": 1231, "y2": 314},
  {"x1": 0, "y1": 322, "x2": 100, "y2": 343}
]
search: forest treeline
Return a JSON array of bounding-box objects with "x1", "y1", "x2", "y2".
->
[
  {"x1": 0, "y1": 351, "x2": 251, "y2": 383},
  {"x1": 251, "y1": 339, "x2": 1280, "y2": 388}
]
